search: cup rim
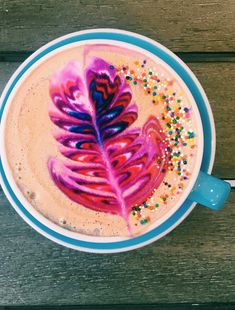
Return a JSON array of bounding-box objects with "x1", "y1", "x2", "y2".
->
[{"x1": 0, "y1": 28, "x2": 215, "y2": 253}]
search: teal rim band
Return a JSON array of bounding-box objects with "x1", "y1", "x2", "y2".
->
[{"x1": 0, "y1": 31, "x2": 213, "y2": 250}]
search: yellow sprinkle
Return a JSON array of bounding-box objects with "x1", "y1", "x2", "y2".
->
[
  {"x1": 173, "y1": 103, "x2": 180, "y2": 111},
  {"x1": 187, "y1": 138, "x2": 195, "y2": 146}
]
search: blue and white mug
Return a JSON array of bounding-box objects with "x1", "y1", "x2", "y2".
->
[{"x1": 0, "y1": 29, "x2": 231, "y2": 253}]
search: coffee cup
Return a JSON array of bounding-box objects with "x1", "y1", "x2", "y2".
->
[{"x1": 0, "y1": 29, "x2": 230, "y2": 253}]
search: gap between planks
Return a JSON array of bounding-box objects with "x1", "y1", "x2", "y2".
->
[{"x1": 0, "y1": 52, "x2": 235, "y2": 63}]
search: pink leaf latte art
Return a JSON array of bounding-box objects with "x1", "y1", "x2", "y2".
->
[{"x1": 48, "y1": 58, "x2": 167, "y2": 233}]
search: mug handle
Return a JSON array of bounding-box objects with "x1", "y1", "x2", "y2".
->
[{"x1": 188, "y1": 171, "x2": 231, "y2": 210}]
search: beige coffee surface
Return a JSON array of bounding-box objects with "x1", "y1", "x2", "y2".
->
[{"x1": 4, "y1": 43, "x2": 199, "y2": 237}]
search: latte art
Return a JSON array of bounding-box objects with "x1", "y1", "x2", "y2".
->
[
  {"x1": 5, "y1": 42, "x2": 199, "y2": 237},
  {"x1": 48, "y1": 58, "x2": 167, "y2": 234}
]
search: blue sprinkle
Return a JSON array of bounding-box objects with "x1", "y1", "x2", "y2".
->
[{"x1": 188, "y1": 132, "x2": 195, "y2": 138}]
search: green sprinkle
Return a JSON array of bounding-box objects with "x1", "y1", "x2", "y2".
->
[
  {"x1": 132, "y1": 206, "x2": 140, "y2": 211},
  {"x1": 140, "y1": 219, "x2": 147, "y2": 225},
  {"x1": 188, "y1": 131, "x2": 195, "y2": 138},
  {"x1": 176, "y1": 116, "x2": 180, "y2": 120},
  {"x1": 173, "y1": 119, "x2": 177, "y2": 124},
  {"x1": 162, "y1": 95, "x2": 166, "y2": 99},
  {"x1": 155, "y1": 203, "x2": 159, "y2": 208},
  {"x1": 143, "y1": 79, "x2": 147, "y2": 82},
  {"x1": 144, "y1": 84, "x2": 148, "y2": 87},
  {"x1": 177, "y1": 99, "x2": 181, "y2": 103},
  {"x1": 148, "y1": 71, "x2": 152, "y2": 75},
  {"x1": 163, "y1": 197, "x2": 167, "y2": 201},
  {"x1": 154, "y1": 86, "x2": 157, "y2": 89},
  {"x1": 132, "y1": 212, "x2": 136, "y2": 215},
  {"x1": 133, "y1": 81, "x2": 137, "y2": 85},
  {"x1": 166, "y1": 123, "x2": 171, "y2": 128}
]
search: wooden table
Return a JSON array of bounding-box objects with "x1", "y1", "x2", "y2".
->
[{"x1": 0, "y1": 1, "x2": 234, "y2": 309}]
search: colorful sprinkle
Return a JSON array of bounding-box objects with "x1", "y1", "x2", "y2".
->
[{"x1": 117, "y1": 59, "x2": 197, "y2": 225}]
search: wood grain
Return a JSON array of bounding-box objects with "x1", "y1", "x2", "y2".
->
[
  {"x1": 0, "y1": 0, "x2": 235, "y2": 53},
  {"x1": 1, "y1": 61, "x2": 235, "y2": 178},
  {"x1": 0, "y1": 0, "x2": 235, "y2": 304},
  {"x1": 0, "y1": 304, "x2": 235, "y2": 310},
  {"x1": 0, "y1": 189, "x2": 234, "y2": 305}
]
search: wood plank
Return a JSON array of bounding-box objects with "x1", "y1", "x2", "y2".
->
[
  {"x1": 0, "y1": 189, "x2": 234, "y2": 305},
  {"x1": 0, "y1": 304, "x2": 235, "y2": 310},
  {"x1": 1, "y1": 61, "x2": 234, "y2": 178},
  {"x1": 0, "y1": 0, "x2": 235, "y2": 53}
]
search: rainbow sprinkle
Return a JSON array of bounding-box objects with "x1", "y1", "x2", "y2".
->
[{"x1": 117, "y1": 59, "x2": 197, "y2": 226}]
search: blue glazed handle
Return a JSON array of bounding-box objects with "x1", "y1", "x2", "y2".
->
[{"x1": 188, "y1": 171, "x2": 231, "y2": 210}]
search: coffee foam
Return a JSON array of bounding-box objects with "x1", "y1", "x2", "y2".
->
[{"x1": 4, "y1": 43, "x2": 198, "y2": 237}]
